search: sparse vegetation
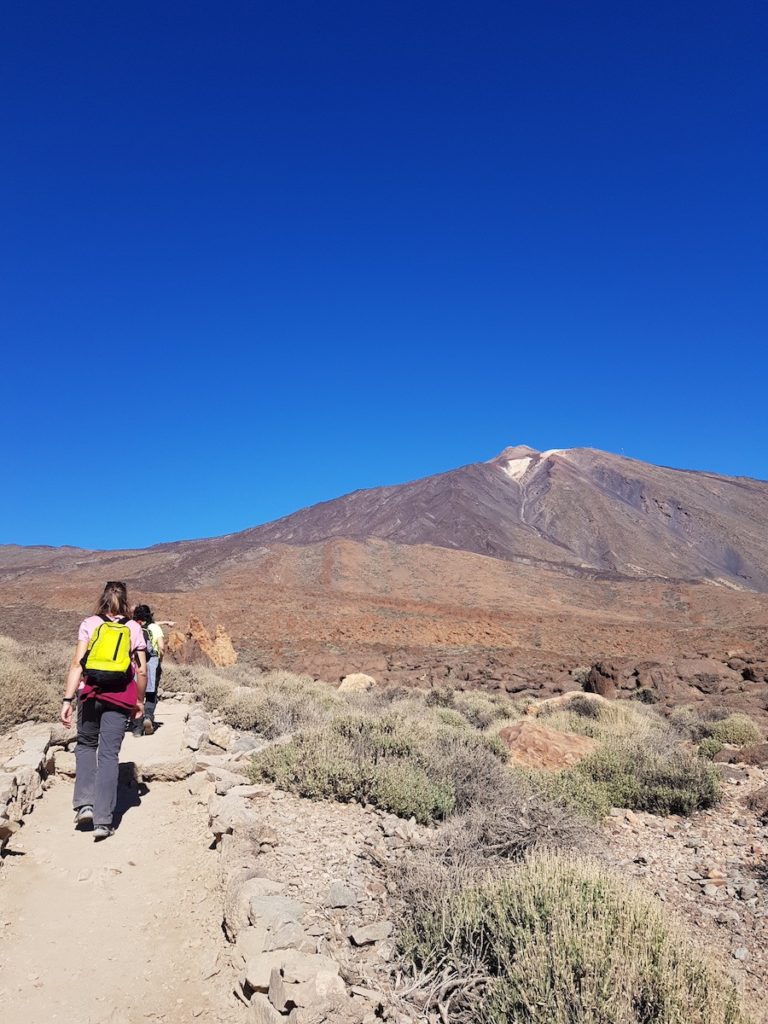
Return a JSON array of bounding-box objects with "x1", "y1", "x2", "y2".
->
[
  {"x1": 398, "y1": 850, "x2": 750, "y2": 1024},
  {"x1": 706, "y1": 714, "x2": 762, "y2": 747},
  {"x1": 250, "y1": 713, "x2": 509, "y2": 824},
  {"x1": 670, "y1": 707, "x2": 762, "y2": 753},
  {"x1": 0, "y1": 636, "x2": 68, "y2": 731},
  {"x1": 1, "y1": 639, "x2": 753, "y2": 1023},
  {"x1": 699, "y1": 736, "x2": 725, "y2": 760},
  {"x1": 536, "y1": 694, "x2": 722, "y2": 816},
  {"x1": 574, "y1": 743, "x2": 721, "y2": 816}
]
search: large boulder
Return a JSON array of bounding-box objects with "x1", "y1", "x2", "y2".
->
[
  {"x1": 584, "y1": 662, "x2": 619, "y2": 699},
  {"x1": 497, "y1": 721, "x2": 599, "y2": 772},
  {"x1": 338, "y1": 673, "x2": 376, "y2": 693}
]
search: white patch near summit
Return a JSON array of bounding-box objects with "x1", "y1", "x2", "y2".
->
[{"x1": 501, "y1": 457, "x2": 533, "y2": 481}]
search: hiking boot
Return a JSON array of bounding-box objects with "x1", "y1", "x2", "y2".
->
[
  {"x1": 74, "y1": 805, "x2": 93, "y2": 829},
  {"x1": 93, "y1": 825, "x2": 115, "y2": 842},
  {"x1": 143, "y1": 718, "x2": 154, "y2": 736}
]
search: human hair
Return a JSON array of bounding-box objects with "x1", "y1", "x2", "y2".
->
[
  {"x1": 133, "y1": 604, "x2": 153, "y2": 624},
  {"x1": 95, "y1": 581, "x2": 130, "y2": 618}
]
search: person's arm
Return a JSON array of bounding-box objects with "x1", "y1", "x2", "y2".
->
[{"x1": 61, "y1": 640, "x2": 88, "y2": 727}]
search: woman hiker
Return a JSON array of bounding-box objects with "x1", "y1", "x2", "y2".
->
[
  {"x1": 131, "y1": 604, "x2": 164, "y2": 736},
  {"x1": 60, "y1": 581, "x2": 147, "y2": 841}
]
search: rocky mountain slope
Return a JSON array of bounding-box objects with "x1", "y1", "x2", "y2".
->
[
  {"x1": 1, "y1": 446, "x2": 767, "y2": 694},
  {"x1": 228, "y1": 445, "x2": 768, "y2": 590}
]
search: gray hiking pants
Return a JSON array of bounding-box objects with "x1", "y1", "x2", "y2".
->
[{"x1": 73, "y1": 699, "x2": 130, "y2": 827}]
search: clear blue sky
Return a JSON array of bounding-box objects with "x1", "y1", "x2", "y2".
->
[{"x1": 1, "y1": 1, "x2": 766, "y2": 549}]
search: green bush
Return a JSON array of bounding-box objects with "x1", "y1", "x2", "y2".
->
[
  {"x1": 425, "y1": 688, "x2": 456, "y2": 708},
  {"x1": 434, "y1": 707, "x2": 469, "y2": 729},
  {"x1": 707, "y1": 714, "x2": 762, "y2": 747},
  {"x1": 575, "y1": 744, "x2": 720, "y2": 816},
  {"x1": 399, "y1": 851, "x2": 749, "y2": 1024},
  {"x1": 671, "y1": 708, "x2": 762, "y2": 747},
  {"x1": 527, "y1": 766, "x2": 612, "y2": 821},
  {"x1": 453, "y1": 691, "x2": 520, "y2": 730},
  {"x1": 250, "y1": 712, "x2": 507, "y2": 823},
  {"x1": 698, "y1": 737, "x2": 724, "y2": 760}
]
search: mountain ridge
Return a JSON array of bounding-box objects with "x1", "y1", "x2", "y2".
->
[{"x1": 2, "y1": 445, "x2": 768, "y2": 592}]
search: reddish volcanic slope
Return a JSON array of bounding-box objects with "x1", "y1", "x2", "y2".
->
[{"x1": 1, "y1": 446, "x2": 767, "y2": 695}]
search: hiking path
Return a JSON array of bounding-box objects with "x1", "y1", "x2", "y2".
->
[{"x1": 0, "y1": 702, "x2": 241, "y2": 1024}]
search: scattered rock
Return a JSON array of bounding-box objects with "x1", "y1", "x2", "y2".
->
[
  {"x1": 326, "y1": 881, "x2": 358, "y2": 909},
  {"x1": 209, "y1": 724, "x2": 234, "y2": 750},
  {"x1": 338, "y1": 674, "x2": 376, "y2": 693},
  {"x1": 53, "y1": 749, "x2": 76, "y2": 777},
  {"x1": 135, "y1": 756, "x2": 196, "y2": 783},
  {"x1": 496, "y1": 720, "x2": 599, "y2": 771},
  {"x1": 349, "y1": 922, "x2": 393, "y2": 946}
]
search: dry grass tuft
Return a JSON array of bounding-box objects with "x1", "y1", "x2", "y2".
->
[
  {"x1": 398, "y1": 850, "x2": 750, "y2": 1024},
  {"x1": 0, "y1": 636, "x2": 69, "y2": 732}
]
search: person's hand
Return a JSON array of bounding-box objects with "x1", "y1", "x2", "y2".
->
[
  {"x1": 134, "y1": 700, "x2": 145, "y2": 720},
  {"x1": 61, "y1": 701, "x2": 74, "y2": 728}
]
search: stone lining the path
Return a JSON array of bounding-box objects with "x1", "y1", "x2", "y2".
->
[{"x1": 0, "y1": 721, "x2": 71, "y2": 854}]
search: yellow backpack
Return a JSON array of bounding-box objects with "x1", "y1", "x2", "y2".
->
[{"x1": 81, "y1": 616, "x2": 133, "y2": 690}]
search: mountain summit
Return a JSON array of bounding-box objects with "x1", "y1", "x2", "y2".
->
[{"x1": 233, "y1": 446, "x2": 768, "y2": 590}]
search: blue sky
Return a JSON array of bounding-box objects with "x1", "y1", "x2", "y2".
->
[{"x1": 1, "y1": 2, "x2": 766, "y2": 549}]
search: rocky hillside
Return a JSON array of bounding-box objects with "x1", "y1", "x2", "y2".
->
[{"x1": 226, "y1": 445, "x2": 768, "y2": 590}]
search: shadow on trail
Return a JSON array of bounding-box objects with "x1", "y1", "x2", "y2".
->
[{"x1": 114, "y1": 762, "x2": 149, "y2": 830}]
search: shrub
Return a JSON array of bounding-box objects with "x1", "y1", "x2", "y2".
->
[
  {"x1": 698, "y1": 737, "x2": 724, "y2": 760},
  {"x1": 453, "y1": 691, "x2": 520, "y2": 730},
  {"x1": 707, "y1": 714, "x2": 762, "y2": 747},
  {"x1": 565, "y1": 693, "x2": 604, "y2": 718},
  {"x1": 160, "y1": 662, "x2": 336, "y2": 737},
  {"x1": 671, "y1": 708, "x2": 762, "y2": 747},
  {"x1": 433, "y1": 773, "x2": 594, "y2": 865},
  {"x1": 425, "y1": 688, "x2": 456, "y2": 708},
  {"x1": 399, "y1": 851, "x2": 750, "y2": 1024},
  {"x1": 539, "y1": 700, "x2": 673, "y2": 747},
  {"x1": 434, "y1": 707, "x2": 469, "y2": 729},
  {"x1": 528, "y1": 766, "x2": 612, "y2": 821},
  {"x1": 250, "y1": 712, "x2": 508, "y2": 824},
  {"x1": 0, "y1": 638, "x2": 69, "y2": 732},
  {"x1": 575, "y1": 743, "x2": 721, "y2": 816},
  {"x1": 631, "y1": 686, "x2": 660, "y2": 704}
]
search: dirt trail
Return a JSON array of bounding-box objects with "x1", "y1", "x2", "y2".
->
[{"x1": 0, "y1": 703, "x2": 242, "y2": 1024}]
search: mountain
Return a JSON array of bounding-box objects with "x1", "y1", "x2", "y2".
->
[
  {"x1": 1, "y1": 445, "x2": 767, "y2": 697},
  {"x1": 181, "y1": 444, "x2": 768, "y2": 591}
]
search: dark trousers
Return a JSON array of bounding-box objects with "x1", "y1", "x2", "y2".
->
[{"x1": 73, "y1": 699, "x2": 130, "y2": 827}]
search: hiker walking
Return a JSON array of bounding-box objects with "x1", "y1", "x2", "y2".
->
[
  {"x1": 131, "y1": 605, "x2": 164, "y2": 736},
  {"x1": 61, "y1": 581, "x2": 147, "y2": 841}
]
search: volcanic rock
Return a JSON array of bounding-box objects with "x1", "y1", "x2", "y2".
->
[{"x1": 496, "y1": 721, "x2": 599, "y2": 771}]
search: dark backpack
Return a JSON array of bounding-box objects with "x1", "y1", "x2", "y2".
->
[{"x1": 142, "y1": 626, "x2": 158, "y2": 659}]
